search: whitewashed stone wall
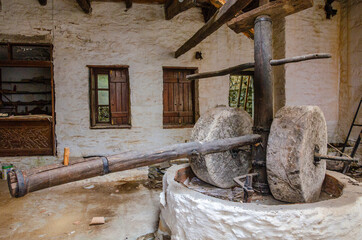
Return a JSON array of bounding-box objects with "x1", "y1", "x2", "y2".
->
[
  {"x1": 283, "y1": 0, "x2": 342, "y2": 142},
  {"x1": 0, "y1": 0, "x2": 253, "y2": 168},
  {"x1": 337, "y1": 0, "x2": 362, "y2": 143}
]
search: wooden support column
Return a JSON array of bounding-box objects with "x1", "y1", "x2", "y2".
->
[{"x1": 252, "y1": 15, "x2": 273, "y2": 194}]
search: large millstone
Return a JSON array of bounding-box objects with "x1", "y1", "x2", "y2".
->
[
  {"x1": 267, "y1": 106, "x2": 327, "y2": 203},
  {"x1": 189, "y1": 106, "x2": 253, "y2": 188}
]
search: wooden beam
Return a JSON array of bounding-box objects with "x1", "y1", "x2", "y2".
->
[
  {"x1": 228, "y1": 0, "x2": 313, "y2": 33},
  {"x1": 38, "y1": 0, "x2": 47, "y2": 6},
  {"x1": 175, "y1": 0, "x2": 253, "y2": 58},
  {"x1": 93, "y1": 0, "x2": 165, "y2": 3},
  {"x1": 76, "y1": 0, "x2": 92, "y2": 14},
  {"x1": 125, "y1": 0, "x2": 133, "y2": 8},
  {"x1": 8, "y1": 134, "x2": 262, "y2": 197},
  {"x1": 186, "y1": 53, "x2": 331, "y2": 80},
  {"x1": 165, "y1": 0, "x2": 197, "y2": 20}
]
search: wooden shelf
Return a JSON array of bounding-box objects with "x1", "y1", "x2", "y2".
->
[
  {"x1": 3, "y1": 101, "x2": 51, "y2": 106},
  {"x1": 1, "y1": 81, "x2": 50, "y2": 84},
  {"x1": 1, "y1": 91, "x2": 51, "y2": 94}
]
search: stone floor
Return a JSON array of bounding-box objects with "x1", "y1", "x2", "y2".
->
[{"x1": 0, "y1": 171, "x2": 162, "y2": 240}]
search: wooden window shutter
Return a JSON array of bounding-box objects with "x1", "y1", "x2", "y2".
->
[
  {"x1": 109, "y1": 69, "x2": 130, "y2": 125},
  {"x1": 163, "y1": 68, "x2": 196, "y2": 127}
]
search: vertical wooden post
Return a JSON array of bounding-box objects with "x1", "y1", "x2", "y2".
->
[
  {"x1": 252, "y1": 15, "x2": 273, "y2": 194},
  {"x1": 63, "y1": 148, "x2": 70, "y2": 166}
]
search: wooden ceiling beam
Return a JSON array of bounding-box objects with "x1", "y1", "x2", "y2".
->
[
  {"x1": 38, "y1": 0, "x2": 47, "y2": 6},
  {"x1": 227, "y1": 0, "x2": 313, "y2": 33},
  {"x1": 174, "y1": 0, "x2": 253, "y2": 58},
  {"x1": 76, "y1": 0, "x2": 92, "y2": 14},
  {"x1": 93, "y1": 0, "x2": 165, "y2": 4},
  {"x1": 165, "y1": 0, "x2": 197, "y2": 20},
  {"x1": 125, "y1": 0, "x2": 133, "y2": 8}
]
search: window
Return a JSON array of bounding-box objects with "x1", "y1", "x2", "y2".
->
[
  {"x1": 89, "y1": 66, "x2": 130, "y2": 128},
  {"x1": 163, "y1": 67, "x2": 198, "y2": 128},
  {"x1": 229, "y1": 74, "x2": 254, "y2": 117}
]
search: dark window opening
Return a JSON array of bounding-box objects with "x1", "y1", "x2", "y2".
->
[{"x1": 229, "y1": 74, "x2": 254, "y2": 117}]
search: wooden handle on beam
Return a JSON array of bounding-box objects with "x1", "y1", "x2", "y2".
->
[{"x1": 63, "y1": 148, "x2": 70, "y2": 166}]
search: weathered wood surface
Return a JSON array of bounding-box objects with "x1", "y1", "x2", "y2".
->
[
  {"x1": 165, "y1": 0, "x2": 196, "y2": 20},
  {"x1": 252, "y1": 15, "x2": 273, "y2": 194},
  {"x1": 125, "y1": 0, "x2": 133, "y2": 8},
  {"x1": 0, "y1": 117, "x2": 53, "y2": 157},
  {"x1": 175, "y1": 0, "x2": 253, "y2": 58},
  {"x1": 8, "y1": 134, "x2": 262, "y2": 197},
  {"x1": 76, "y1": 0, "x2": 92, "y2": 13},
  {"x1": 186, "y1": 53, "x2": 331, "y2": 80},
  {"x1": 228, "y1": 0, "x2": 313, "y2": 33}
]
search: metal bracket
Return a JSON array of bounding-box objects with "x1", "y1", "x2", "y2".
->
[{"x1": 233, "y1": 173, "x2": 258, "y2": 203}]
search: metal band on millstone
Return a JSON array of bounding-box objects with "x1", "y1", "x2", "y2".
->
[
  {"x1": 189, "y1": 106, "x2": 253, "y2": 188},
  {"x1": 267, "y1": 106, "x2": 327, "y2": 203}
]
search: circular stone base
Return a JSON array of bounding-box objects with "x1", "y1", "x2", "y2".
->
[{"x1": 159, "y1": 164, "x2": 362, "y2": 240}]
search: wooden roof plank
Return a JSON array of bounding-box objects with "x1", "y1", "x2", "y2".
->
[{"x1": 227, "y1": 0, "x2": 313, "y2": 33}]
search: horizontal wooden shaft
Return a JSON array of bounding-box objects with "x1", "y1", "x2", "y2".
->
[
  {"x1": 314, "y1": 153, "x2": 359, "y2": 163},
  {"x1": 8, "y1": 134, "x2": 262, "y2": 198},
  {"x1": 186, "y1": 53, "x2": 331, "y2": 80}
]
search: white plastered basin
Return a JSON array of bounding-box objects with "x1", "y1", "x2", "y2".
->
[{"x1": 159, "y1": 164, "x2": 362, "y2": 240}]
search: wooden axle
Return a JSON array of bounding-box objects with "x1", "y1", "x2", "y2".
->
[
  {"x1": 186, "y1": 53, "x2": 332, "y2": 80},
  {"x1": 7, "y1": 134, "x2": 262, "y2": 198},
  {"x1": 314, "y1": 153, "x2": 360, "y2": 163}
]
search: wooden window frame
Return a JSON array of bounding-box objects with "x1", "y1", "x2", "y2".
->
[
  {"x1": 88, "y1": 65, "x2": 131, "y2": 129},
  {"x1": 0, "y1": 43, "x2": 52, "y2": 67},
  {"x1": 162, "y1": 66, "x2": 199, "y2": 129}
]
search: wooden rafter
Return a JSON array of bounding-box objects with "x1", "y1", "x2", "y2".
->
[
  {"x1": 125, "y1": 0, "x2": 133, "y2": 8},
  {"x1": 174, "y1": 0, "x2": 253, "y2": 58},
  {"x1": 165, "y1": 0, "x2": 196, "y2": 20},
  {"x1": 38, "y1": 0, "x2": 47, "y2": 6},
  {"x1": 228, "y1": 0, "x2": 313, "y2": 33},
  {"x1": 76, "y1": 0, "x2": 92, "y2": 14}
]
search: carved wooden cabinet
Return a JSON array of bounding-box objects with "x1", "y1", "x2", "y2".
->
[{"x1": 0, "y1": 115, "x2": 53, "y2": 157}]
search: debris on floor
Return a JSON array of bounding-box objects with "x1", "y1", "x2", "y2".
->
[{"x1": 89, "y1": 217, "x2": 105, "y2": 225}]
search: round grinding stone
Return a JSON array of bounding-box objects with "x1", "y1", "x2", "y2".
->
[
  {"x1": 189, "y1": 106, "x2": 253, "y2": 188},
  {"x1": 267, "y1": 106, "x2": 327, "y2": 203}
]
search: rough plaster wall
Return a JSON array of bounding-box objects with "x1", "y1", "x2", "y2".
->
[
  {"x1": 284, "y1": 0, "x2": 341, "y2": 142},
  {"x1": 161, "y1": 164, "x2": 362, "y2": 240},
  {"x1": 337, "y1": 0, "x2": 362, "y2": 143},
  {"x1": 0, "y1": 0, "x2": 253, "y2": 168}
]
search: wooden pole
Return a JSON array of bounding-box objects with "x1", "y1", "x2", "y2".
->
[
  {"x1": 186, "y1": 53, "x2": 331, "y2": 80},
  {"x1": 236, "y1": 76, "x2": 243, "y2": 108},
  {"x1": 252, "y1": 15, "x2": 273, "y2": 194},
  {"x1": 243, "y1": 76, "x2": 250, "y2": 111},
  {"x1": 8, "y1": 134, "x2": 262, "y2": 198}
]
